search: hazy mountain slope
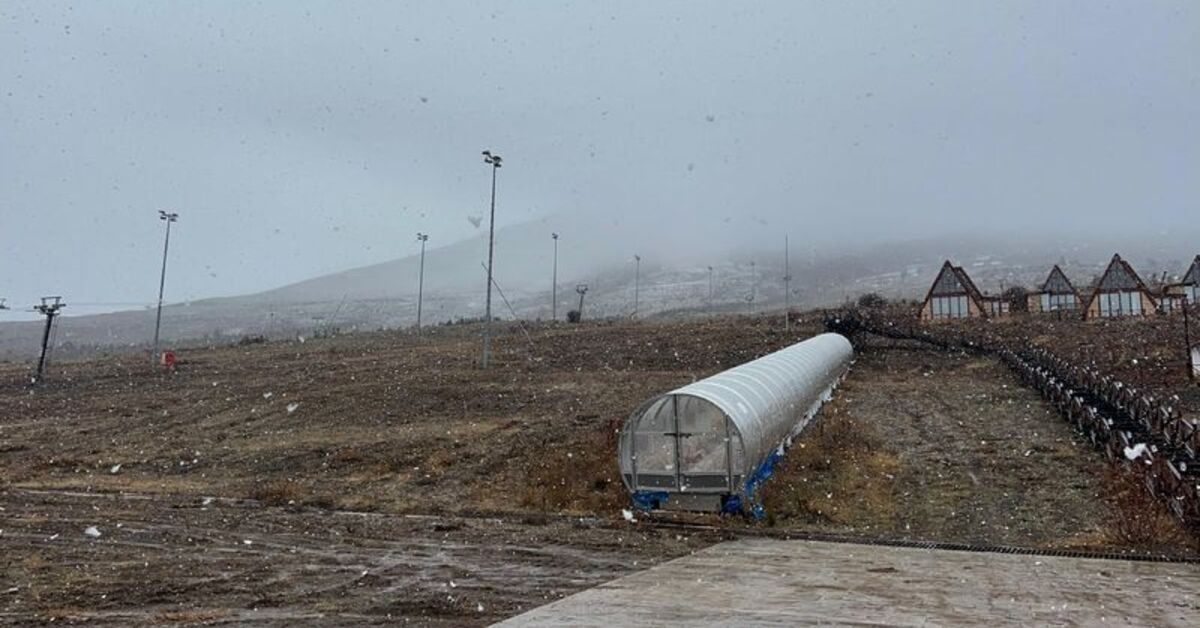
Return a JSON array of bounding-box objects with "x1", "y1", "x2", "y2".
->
[{"x1": 1, "y1": 227, "x2": 1196, "y2": 362}]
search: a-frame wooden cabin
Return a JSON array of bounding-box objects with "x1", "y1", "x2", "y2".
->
[
  {"x1": 1027, "y1": 265, "x2": 1081, "y2": 314},
  {"x1": 919, "y1": 260, "x2": 990, "y2": 321},
  {"x1": 1159, "y1": 255, "x2": 1200, "y2": 313},
  {"x1": 1084, "y1": 254, "x2": 1157, "y2": 319},
  {"x1": 1185, "y1": 255, "x2": 1200, "y2": 288}
]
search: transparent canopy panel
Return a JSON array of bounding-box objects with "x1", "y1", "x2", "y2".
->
[{"x1": 621, "y1": 333, "x2": 853, "y2": 507}]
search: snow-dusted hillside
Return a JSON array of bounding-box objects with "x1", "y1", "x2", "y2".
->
[{"x1": 1, "y1": 226, "x2": 1197, "y2": 360}]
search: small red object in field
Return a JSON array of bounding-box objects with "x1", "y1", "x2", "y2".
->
[{"x1": 162, "y1": 351, "x2": 177, "y2": 370}]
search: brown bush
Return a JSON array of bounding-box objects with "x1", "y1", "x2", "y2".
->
[
  {"x1": 519, "y1": 421, "x2": 624, "y2": 516},
  {"x1": 1101, "y1": 469, "x2": 1198, "y2": 552},
  {"x1": 761, "y1": 409, "x2": 901, "y2": 527},
  {"x1": 247, "y1": 479, "x2": 306, "y2": 506}
]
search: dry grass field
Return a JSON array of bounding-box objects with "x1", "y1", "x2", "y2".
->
[{"x1": 1, "y1": 312, "x2": 1196, "y2": 624}]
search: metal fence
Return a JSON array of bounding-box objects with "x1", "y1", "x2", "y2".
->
[{"x1": 826, "y1": 312, "x2": 1200, "y2": 531}]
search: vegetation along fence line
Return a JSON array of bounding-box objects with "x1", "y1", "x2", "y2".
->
[{"x1": 825, "y1": 312, "x2": 1200, "y2": 532}]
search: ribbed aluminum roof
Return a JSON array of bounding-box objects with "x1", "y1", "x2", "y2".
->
[{"x1": 662, "y1": 332, "x2": 853, "y2": 473}]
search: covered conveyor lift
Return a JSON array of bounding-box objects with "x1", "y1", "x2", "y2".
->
[{"x1": 618, "y1": 333, "x2": 853, "y2": 516}]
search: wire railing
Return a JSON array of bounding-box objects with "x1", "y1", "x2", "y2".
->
[{"x1": 826, "y1": 311, "x2": 1200, "y2": 531}]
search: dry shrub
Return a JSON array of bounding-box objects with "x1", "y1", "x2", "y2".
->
[
  {"x1": 248, "y1": 479, "x2": 304, "y2": 505},
  {"x1": 1100, "y1": 469, "x2": 1198, "y2": 552},
  {"x1": 330, "y1": 448, "x2": 367, "y2": 467},
  {"x1": 333, "y1": 493, "x2": 383, "y2": 512},
  {"x1": 249, "y1": 479, "x2": 338, "y2": 509},
  {"x1": 22, "y1": 553, "x2": 47, "y2": 570},
  {"x1": 762, "y1": 409, "x2": 901, "y2": 527},
  {"x1": 519, "y1": 417, "x2": 625, "y2": 516},
  {"x1": 424, "y1": 448, "x2": 458, "y2": 472}
]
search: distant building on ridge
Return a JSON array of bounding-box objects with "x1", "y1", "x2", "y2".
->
[
  {"x1": 1158, "y1": 255, "x2": 1200, "y2": 314},
  {"x1": 1027, "y1": 265, "x2": 1081, "y2": 314},
  {"x1": 1083, "y1": 254, "x2": 1157, "y2": 319},
  {"x1": 919, "y1": 260, "x2": 1008, "y2": 321}
]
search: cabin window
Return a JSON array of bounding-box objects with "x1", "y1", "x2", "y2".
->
[
  {"x1": 1098, "y1": 291, "x2": 1143, "y2": 317},
  {"x1": 1041, "y1": 293, "x2": 1077, "y2": 311},
  {"x1": 930, "y1": 295, "x2": 968, "y2": 319}
]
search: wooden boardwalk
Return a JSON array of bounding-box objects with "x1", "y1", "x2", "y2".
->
[{"x1": 495, "y1": 538, "x2": 1199, "y2": 626}]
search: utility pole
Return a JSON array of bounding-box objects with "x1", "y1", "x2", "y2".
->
[
  {"x1": 33, "y1": 296, "x2": 65, "y2": 382},
  {"x1": 416, "y1": 233, "x2": 429, "y2": 331},
  {"x1": 633, "y1": 254, "x2": 641, "y2": 318},
  {"x1": 481, "y1": 150, "x2": 502, "y2": 368},
  {"x1": 576, "y1": 284, "x2": 589, "y2": 321},
  {"x1": 551, "y1": 232, "x2": 559, "y2": 321},
  {"x1": 152, "y1": 210, "x2": 179, "y2": 364},
  {"x1": 784, "y1": 236, "x2": 792, "y2": 331}
]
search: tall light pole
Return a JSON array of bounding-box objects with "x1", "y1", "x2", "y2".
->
[
  {"x1": 481, "y1": 150, "x2": 502, "y2": 368},
  {"x1": 551, "y1": 232, "x2": 559, "y2": 321},
  {"x1": 152, "y1": 210, "x2": 179, "y2": 364},
  {"x1": 784, "y1": 236, "x2": 792, "y2": 331},
  {"x1": 634, "y1": 254, "x2": 641, "y2": 317},
  {"x1": 416, "y1": 232, "x2": 429, "y2": 331}
]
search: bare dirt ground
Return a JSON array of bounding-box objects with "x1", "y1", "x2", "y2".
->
[
  {"x1": 765, "y1": 341, "x2": 1165, "y2": 548},
  {"x1": 0, "y1": 488, "x2": 716, "y2": 626},
  {"x1": 1, "y1": 314, "x2": 1196, "y2": 625},
  {"x1": 878, "y1": 309, "x2": 1200, "y2": 415}
]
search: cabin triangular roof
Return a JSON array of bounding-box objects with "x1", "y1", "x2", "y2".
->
[
  {"x1": 953, "y1": 265, "x2": 987, "y2": 304},
  {"x1": 1095, "y1": 254, "x2": 1151, "y2": 293},
  {"x1": 1040, "y1": 265, "x2": 1078, "y2": 295},
  {"x1": 1084, "y1": 254, "x2": 1157, "y2": 314},
  {"x1": 923, "y1": 260, "x2": 987, "y2": 314},
  {"x1": 1183, "y1": 255, "x2": 1200, "y2": 286},
  {"x1": 929, "y1": 261, "x2": 968, "y2": 296}
]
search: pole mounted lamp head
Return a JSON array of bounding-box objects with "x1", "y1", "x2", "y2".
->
[
  {"x1": 417, "y1": 233, "x2": 429, "y2": 242},
  {"x1": 482, "y1": 150, "x2": 502, "y2": 168},
  {"x1": 576, "y1": 284, "x2": 589, "y2": 295},
  {"x1": 159, "y1": 210, "x2": 179, "y2": 222},
  {"x1": 34, "y1": 296, "x2": 65, "y2": 314},
  {"x1": 552, "y1": 232, "x2": 558, "y2": 240}
]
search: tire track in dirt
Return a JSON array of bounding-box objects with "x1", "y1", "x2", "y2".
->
[{"x1": 0, "y1": 488, "x2": 717, "y2": 626}]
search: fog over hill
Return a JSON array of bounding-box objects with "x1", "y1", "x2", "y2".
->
[
  {"x1": 1, "y1": 222, "x2": 1196, "y2": 362},
  {"x1": 4, "y1": 3, "x2": 1196, "y2": 365}
]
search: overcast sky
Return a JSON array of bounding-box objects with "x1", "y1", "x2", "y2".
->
[{"x1": 2, "y1": 1, "x2": 1197, "y2": 318}]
